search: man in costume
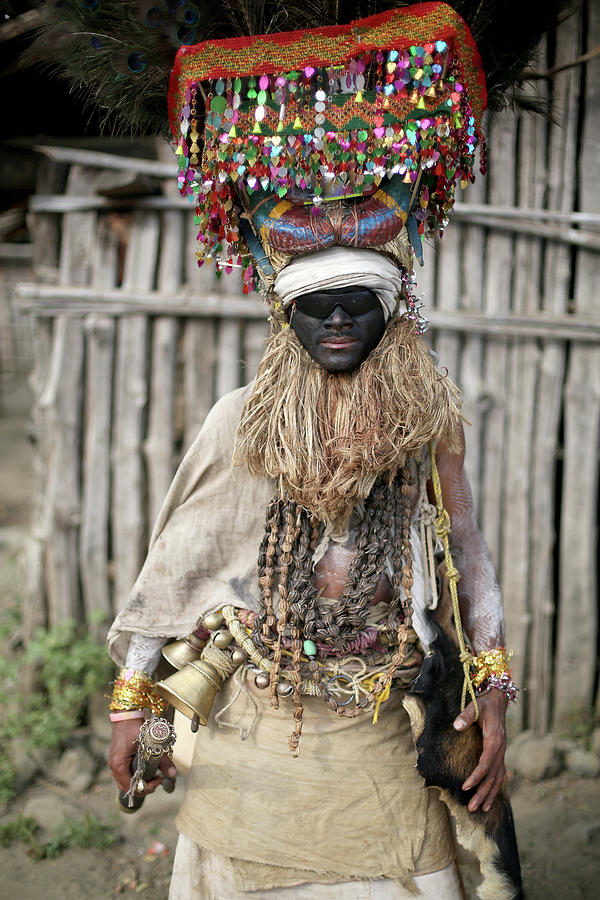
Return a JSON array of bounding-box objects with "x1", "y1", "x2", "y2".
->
[
  {"x1": 30, "y1": 1, "x2": 562, "y2": 897},
  {"x1": 103, "y1": 8, "x2": 524, "y2": 897}
]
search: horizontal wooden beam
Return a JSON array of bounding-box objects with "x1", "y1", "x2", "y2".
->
[
  {"x1": 29, "y1": 195, "x2": 188, "y2": 213},
  {"x1": 0, "y1": 243, "x2": 32, "y2": 260},
  {"x1": 449, "y1": 212, "x2": 600, "y2": 251},
  {"x1": 28, "y1": 194, "x2": 600, "y2": 250},
  {"x1": 14, "y1": 282, "x2": 600, "y2": 341},
  {"x1": 14, "y1": 283, "x2": 266, "y2": 319},
  {"x1": 30, "y1": 192, "x2": 600, "y2": 227},
  {"x1": 34, "y1": 145, "x2": 175, "y2": 178},
  {"x1": 452, "y1": 203, "x2": 600, "y2": 228},
  {"x1": 0, "y1": 9, "x2": 43, "y2": 44}
]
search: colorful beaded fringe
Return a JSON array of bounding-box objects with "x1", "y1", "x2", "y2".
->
[{"x1": 168, "y1": 3, "x2": 486, "y2": 288}]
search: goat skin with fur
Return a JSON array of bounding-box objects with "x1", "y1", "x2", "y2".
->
[{"x1": 403, "y1": 578, "x2": 523, "y2": 900}]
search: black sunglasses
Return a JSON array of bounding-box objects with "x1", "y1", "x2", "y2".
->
[{"x1": 293, "y1": 292, "x2": 379, "y2": 319}]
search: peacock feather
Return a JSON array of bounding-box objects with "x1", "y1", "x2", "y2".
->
[{"x1": 25, "y1": 0, "x2": 568, "y2": 134}]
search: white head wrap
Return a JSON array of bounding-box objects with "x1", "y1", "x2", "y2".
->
[{"x1": 273, "y1": 247, "x2": 404, "y2": 322}]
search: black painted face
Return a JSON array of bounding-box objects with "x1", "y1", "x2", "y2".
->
[{"x1": 290, "y1": 287, "x2": 385, "y2": 373}]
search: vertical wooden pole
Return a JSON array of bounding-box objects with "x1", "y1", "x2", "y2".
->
[
  {"x1": 501, "y1": 81, "x2": 546, "y2": 726},
  {"x1": 79, "y1": 217, "x2": 119, "y2": 637},
  {"x1": 479, "y1": 111, "x2": 517, "y2": 571},
  {"x1": 435, "y1": 220, "x2": 461, "y2": 384},
  {"x1": 528, "y1": 13, "x2": 581, "y2": 733},
  {"x1": 242, "y1": 320, "x2": 268, "y2": 385},
  {"x1": 555, "y1": 1, "x2": 599, "y2": 725},
  {"x1": 111, "y1": 212, "x2": 157, "y2": 609},
  {"x1": 42, "y1": 165, "x2": 96, "y2": 624},
  {"x1": 182, "y1": 212, "x2": 216, "y2": 452},
  {"x1": 459, "y1": 164, "x2": 486, "y2": 517},
  {"x1": 23, "y1": 158, "x2": 67, "y2": 637},
  {"x1": 144, "y1": 144, "x2": 182, "y2": 526},
  {"x1": 215, "y1": 264, "x2": 243, "y2": 399}
]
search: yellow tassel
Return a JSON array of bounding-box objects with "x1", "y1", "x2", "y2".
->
[
  {"x1": 229, "y1": 125, "x2": 237, "y2": 137},
  {"x1": 417, "y1": 95, "x2": 426, "y2": 110},
  {"x1": 355, "y1": 90, "x2": 364, "y2": 103},
  {"x1": 253, "y1": 121, "x2": 262, "y2": 134},
  {"x1": 277, "y1": 120, "x2": 284, "y2": 132},
  {"x1": 293, "y1": 115, "x2": 303, "y2": 130},
  {"x1": 372, "y1": 680, "x2": 391, "y2": 725}
]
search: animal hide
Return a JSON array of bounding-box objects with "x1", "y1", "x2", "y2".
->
[{"x1": 403, "y1": 572, "x2": 523, "y2": 900}]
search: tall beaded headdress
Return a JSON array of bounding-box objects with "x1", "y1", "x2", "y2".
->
[{"x1": 168, "y1": 3, "x2": 486, "y2": 294}]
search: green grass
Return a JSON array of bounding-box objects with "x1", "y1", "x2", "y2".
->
[{"x1": 0, "y1": 813, "x2": 119, "y2": 859}]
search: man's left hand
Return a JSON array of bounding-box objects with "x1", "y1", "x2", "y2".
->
[{"x1": 453, "y1": 689, "x2": 508, "y2": 813}]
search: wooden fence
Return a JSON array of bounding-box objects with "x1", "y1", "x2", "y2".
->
[{"x1": 10, "y1": 3, "x2": 600, "y2": 736}]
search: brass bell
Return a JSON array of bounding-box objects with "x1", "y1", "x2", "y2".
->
[
  {"x1": 161, "y1": 632, "x2": 207, "y2": 670},
  {"x1": 213, "y1": 629, "x2": 233, "y2": 649},
  {"x1": 231, "y1": 647, "x2": 248, "y2": 666},
  {"x1": 155, "y1": 659, "x2": 222, "y2": 726},
  {"x1": 255, "y1": 671, "x2": 270, "y2": 689}
]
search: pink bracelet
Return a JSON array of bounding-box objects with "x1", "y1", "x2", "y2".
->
[{"x1": 109, "y1": 709, "x2": 146, "y2": 722}]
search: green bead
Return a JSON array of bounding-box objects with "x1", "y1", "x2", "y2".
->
[
  {"x1": 303, "y1": 639, "x2": 317, "y2": 657},
  {"x1": 210, "y1": 95, "x2": 227, "y2": 113}
]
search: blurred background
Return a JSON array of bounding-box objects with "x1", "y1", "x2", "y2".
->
[{"x1": 0, "y1": 1, "x2": 598, "y2": 897}]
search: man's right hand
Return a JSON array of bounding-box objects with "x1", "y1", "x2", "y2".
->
[{"x1": 108, "y1": 719, "x2": 176, "y2": 795}]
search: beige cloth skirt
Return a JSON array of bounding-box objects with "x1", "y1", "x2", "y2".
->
[{"x1": 176, "y1": 679, "x2": 453, "y2": 891}]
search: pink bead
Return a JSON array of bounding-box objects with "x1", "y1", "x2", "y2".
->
[{"x1": 259, "y1": 74, "x2": 269, "y2": 90}]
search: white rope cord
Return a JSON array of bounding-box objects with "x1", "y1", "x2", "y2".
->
[
  {"x1": 201, "y1": 641, "x2": 237, "y2": 680},
  {"x1": 214, "y1": 664, "x2": 259, "y2": 741}
]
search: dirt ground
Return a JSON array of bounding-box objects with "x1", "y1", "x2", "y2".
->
[{"x1": 1, "y1": 378, "x2": 599, "y2": 900}]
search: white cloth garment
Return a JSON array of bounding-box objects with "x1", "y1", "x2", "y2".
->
[
  {"x1": 273, "y1": 247, "x2": 404, "y2": 321},
  {"x1": 168, "y1": 838, "x2": 464, "y2": 900}
]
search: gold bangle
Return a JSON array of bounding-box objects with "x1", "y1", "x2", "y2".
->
[
  {"x1": 108, "y1": 667, "x2": 167, "y2": 716},
  {"x1": 471, "y1": 647, "x2": 513, "y2": 689}
]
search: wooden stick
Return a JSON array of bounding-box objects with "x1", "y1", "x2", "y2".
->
[
  {"x1": 15, "y1": 292, "x2": 600, "y2": 341},
  {"x1": 0, "y1": 9, "x2": 43, "y2": 43},
  {"x1": 111, "y1": 213, "x2": 157, "y2": 610},
  {"x1": 182, "y1": 214, "x2": 217, "y2": 453},
  {"x1": 0, "y1": 243, "x2": 33, "y2": 260},
  {"x1": 453, "y1": 203, "x2": 600, "y2": 227},
  {"x1": 480, "y1": 110, "x2": 515, "y2": 576},
  {"x1": 449, "y1": 213, "x2": 600, "y2": 251},
  {"x1": 144, "y1": 143, "x2": 182, "y2": 527},
  {"x1": 459, "y1": 157, "x2": 486, "y2": 521},
  {"x1": 30, "y1": 196, "x2": 188, "y2": 213},
  {"x1": 500, "y1": 76, "x2": 546, "y2": 729},
  {"x1": 554, "y1": 5, "x2": 600, "y2": 726},
  {"x1": 35, "y1": 145, "x2": 175, "y2": 178},
  {"x1": 42, "y1": 165, "x2": 97, "y2": 624},
  {"x1": 31, "y1": 193, "x2": 600, "y2": 230},
  {"x1": 79, "y1": 216, "x2": 120, "y2": 639},
  {"x1": 526, "y1": 43, "x2": 600, "y2": 79}
]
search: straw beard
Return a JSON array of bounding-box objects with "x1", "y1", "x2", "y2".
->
[{"x1": 233, "y1": 316, "x2": 462, "y2": 528}]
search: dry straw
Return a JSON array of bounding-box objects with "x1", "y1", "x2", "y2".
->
[{"x1": 234, "y1": 317, "x2": 462, "y2": 526}]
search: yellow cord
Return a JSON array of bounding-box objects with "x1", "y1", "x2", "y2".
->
[
  {"x1": 371, "y1": 678, "x2": 391, "y2": 724},
  {"x1": 429, "y1": 442, "x2": 479, "y2": 720}
]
